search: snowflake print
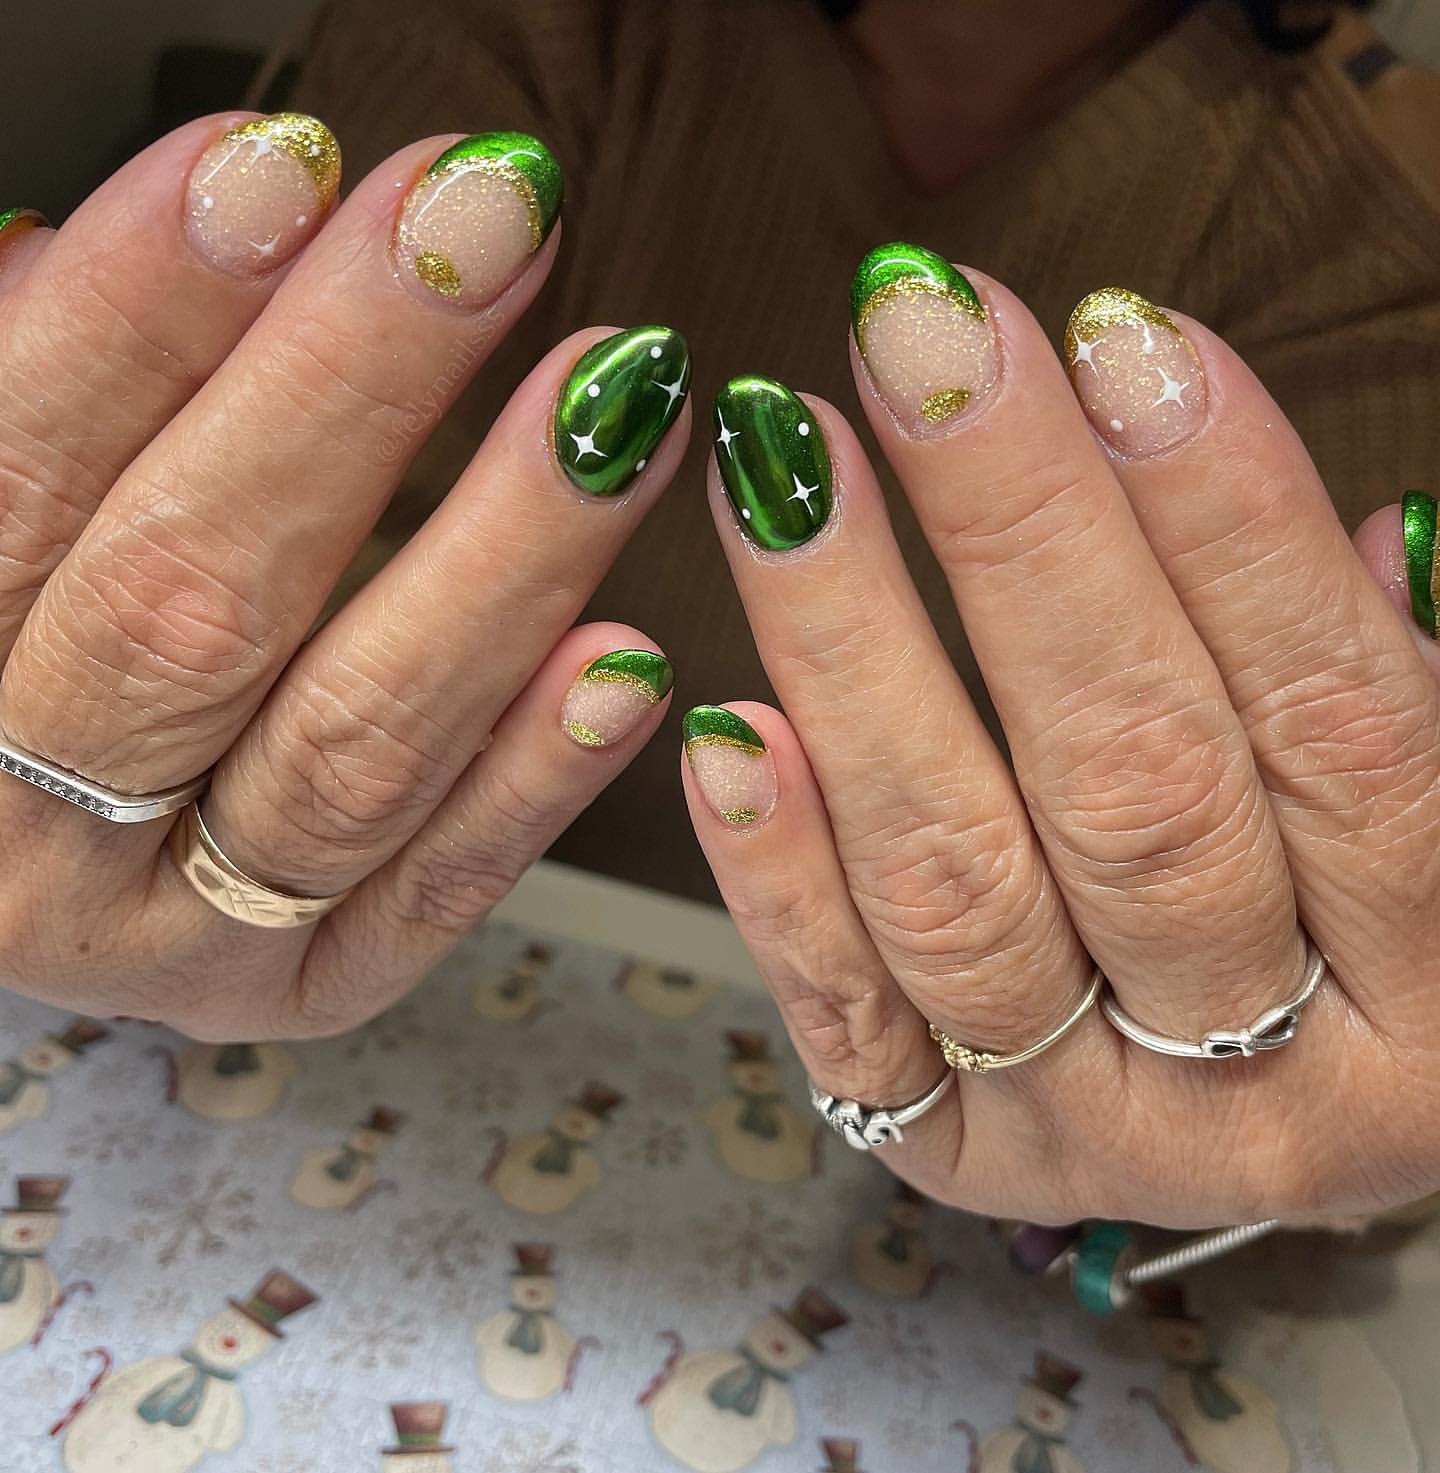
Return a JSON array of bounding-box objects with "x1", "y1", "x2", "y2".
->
[
  {"x1": 325, "y1": 1300, "x2": 423, "y2": 1370},
  {"x1": 638, "y1": 1068, "x2": 695, "y2": 1108},
  {"x1": 276, "y1": 1386, "x2": 331, "y2": 1433},
  {"x1": 586, "y1": 1223, "x2": 638, "y2": 1264},
  {"x1": 856, "y1": 1310, "x2": 943, "y2": 1404},
  {"x1": 134, "y1": 1283, "x2": 194, "y2": 1327},
  {"x1": 620, "y1": 1115, "x2": 689, "y2": 1168},
  {"x1": 492, "y1": 1429, "x2": 583, "y2": 1473},
  {"x1": 65, "y1": 1108, "x2": 158, "y2": 1163},
  {"x1": 130, "y1": 1167, "x2": 258, "y2": 1267},
  {"x1": 444, "y1": 1061, "x2": 524, "y2": 1115},
  {"x1": 388, "y1": 1208, "x2": 493, "y2": 1281},
  {"x1": 692, "y1": 1196, "x2": 807, "y2": 1290},
  {"x1": 883, "y1": 1411, "x2": 940, "y2": 1456}
]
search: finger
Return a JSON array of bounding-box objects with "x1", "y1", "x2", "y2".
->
[
  {"x1": 849, "y1": 249, "x2": 1303, "y2": 1037},
  {"x1": 705, "y1": 375, "x2": 1093, "y2": 1053},
  {"x1": 1357, "y1": 498, "x2": 1440, "y2": 678},
  {"x1": 1062, "y1": 297, "x2": 1440, "y2": 1026},
  {"x1": 1, "y1": 130, "x2": 562, "y2": 830},
  {"x1": 282, "y1": 623, "x2": 673, "y2": 1036},
  {"x1": 198, "y1": 325, "x2": 689, "y2": 897},
  {"x1": 0, "y1": 114, "x2": 340, "y2": 655},
  {"x1": 0, "y1": 208, "x2": 52, "y2": 296}
]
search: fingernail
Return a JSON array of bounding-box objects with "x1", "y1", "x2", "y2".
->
[
  {"x1": 562, "y1": 649, "x2": 673, "y2": 748},
  {"x1": 683, "y1": 706, "x2": 776, "y2": 827},
  {"x1": 1065, "y1": 287, "x2": 1206, "y2": 458},
  {"x1": 394, "y1": 131, "x2": 562, "y2": 310},
  {"x1": 850, "y1": 241, "x2": 998, "y2": 429},
  {"x1": 0, "y1": 207, "x2": 47, "y2": 243},
  {"x1": 1403, "y1": 491, "x2": 1438, "y2": 638},
  {"x1": 713, "y1": 376, "x2": 831, "y2": 551},
  {"x1": 554, "y1": 326, "x2": 690, "y2": 497},
  {"x1": 186, "y1": 113, "x2": 340, "y2": 277}
]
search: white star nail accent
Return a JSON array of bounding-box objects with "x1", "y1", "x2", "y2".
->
[
  {"x1": 1071, "y1": 337, "x2": 1099, "y2": 371},
  {"x1": 654, "y1": 373, "x2": 687, "y2": 410},
  {"x1": 716, "y1": 410, "x2": 739, "y2": 457},
  {"x1": 248, "y1": 135, "x2": 275, "y2": 162},
  {"x1": 788, "y1": 474, "x2": 819, "y2": 513},
  {"x1": 1152, "y1": 369, "x2": 1189, "y2": 407},
  {"x1": 568, "y1": 431, "x2": 608, "y2": 462},
  {"x1": 246, "y1": 235, "x2": 281, "y2": 258}
]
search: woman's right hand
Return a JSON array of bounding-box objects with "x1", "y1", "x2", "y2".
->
[{"x1": 0, "y1": 113, "x2": 689, "y2": 1039}]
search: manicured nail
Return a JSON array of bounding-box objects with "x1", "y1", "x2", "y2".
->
[
  {"x1": 683, "y1": 706, "x2": 776, "y2": 827},
  {"x1": 1065, "y1": 287, "x2": 1206, "y2": 458},
  {"x1": 712, "y1": 376, "x2": 831, "y2": 551},
  {"x1": 394, "y1": 131, "x2": 562, "y2": 310},
  {"x1": 850, "y1": 241, "x2": 998, "y2": 428},
  {"x1": 186, "y1": 113, "x2": 340, "y2": 277},
  {"x1": 562, "y1": 649, "x2": 673, "y2": 748},
  {"x1": 1403, "y1": 491, "x2": 1438, "y2": 638},
  {"x1": 554, "y1": 326, "x2": 689, "y2": 497},
  {"x1": 0, "y1": 208, "x2": 47, "y2": 243}
]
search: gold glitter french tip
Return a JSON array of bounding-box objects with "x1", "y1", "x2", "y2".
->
[
  {"x1": 393, "y1": 131, "x2": 563, "y2": 311},
  {"x1": 561, "y1": 649, "x2": 673, "y2": 749},
  {"x1": 186, "y1": 113, "x2": 340, "y2": 278},
  {"x1": 1065, "y1": 287, "x2": 1207, "y2": 458},
  {"x1": 849, "y1": 242, "x2": 998, "y2": 429},
  {"x1": 682, "y1": 705, "x2": 777, "y2": 828}
]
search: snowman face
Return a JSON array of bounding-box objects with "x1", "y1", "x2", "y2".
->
[
  {"x1": 191, "y1": 1306, "x2": 274, "y2": 1369},
  {"x1": 1016, "y1": 1385, "x2": 1072, "y2": 1437},
  {"x1": 382, "y1": 1455, "x2": 450, "y2": 1473},
  {"x1": 510, "y1": 1274, "x2": 557, "y2": 1312},
  {"x1": 1151, "y1": 1317, "x2": 1210, "y2": 1364},
  {"x1": 0, "y1": 1213, "x2": 60, "y2": 1252},
  {"x1": 551, "y1": 1106, "x2": 600, "y2": 1142},
  {"x1": 886, "y1": 1201, "x2": 925, "y2": 1231},
  {"x1": 349, "y1": 1127, "x2": 389, "y2": 1155},
  {"x1": 18, "y1": 1042, "x2": 71, "y2": 1076},
  {"x1": 744, "y1": 1313, "x2": 816, "y2": 1374},
  {"x1": 731, "y1": 1061, "x2": 781, "y2": 1094}
]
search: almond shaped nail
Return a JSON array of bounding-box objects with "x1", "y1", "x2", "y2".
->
[
  {"x1": 562, "y1": 649, "x2": 673, "y2": 748},
  {"x1": 0, "y1": 208, "x2": 48, "y2": 241},
  {"x1": 683, "y1": 705, "x2": 776, "y2": 826},
  {"x1": 394, "y1": 130, "x2": 562, "y2": 310},
  {"x1": 186, "y1": 113, "x2": 340, "y2": 277},
  {"x1": 850, "y1": 241, "x2": 998, "y2": 427},
  {"x1": 1403, "y1": 490, "x2": 1439, "y2": 638},
  {"x1": 1065, "y1": 287, "x2": 1206, "y2": 458},
  {"x1": 554, "y1": 326, "x2": 690, "y2": 497}
]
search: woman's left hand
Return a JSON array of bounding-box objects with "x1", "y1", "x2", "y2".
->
[{"x1": 682, "y1": 247, "x2": 1440, "y2": 1227}]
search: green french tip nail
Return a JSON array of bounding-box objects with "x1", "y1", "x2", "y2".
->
[
  {"x1": 0, "y1": 207, "x2": 48, "y2": 238},
  {"x1": 1402, "y1": 490, "x2": 1438, "y2": 638},
  {"x1": 682, "y1": 705, "x2": 766, "y2": 754},
  {"x1": 555, "y1": 326, "x2": 689, "y2": 497},
  {"x1": 427, "y1": 131, "x2": 563, "y2": 246},
  {"x1": 849, "y1": 241, "x2": 984, "y2": 348},
  {"x1": 582, "y1": 649, "x2": 674, "y2": 700},
  {"x1": 712, "y1": 375, "x2": 832, "y2": 551}
]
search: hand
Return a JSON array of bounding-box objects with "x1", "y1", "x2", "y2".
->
[
  {"x1": 682, "y1": 246, "x2": 1440, "y2": 1227},
  {"x1": 0, "y1": 113, "x2": 689, "y2": 1038}
]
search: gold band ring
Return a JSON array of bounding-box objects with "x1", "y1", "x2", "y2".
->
[{"x1": 929, "y1": 967, "x2": 1102, "y2": 1073}]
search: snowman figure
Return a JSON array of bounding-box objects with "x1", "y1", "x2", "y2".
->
[
  {"x1": 290, "y1": 1106, "x2": 404, "y2": 1211},
  {"x1": 976, "y1": 1352, "x2": 1088, "y2": 1473},
  {"x1": 474, "y1": 1243, "x2": 576, "y2": 1401},
  {"x1": 817, "y1": 1439, "x2": 865, "y2": 1473},
  {"x1": 0, "y1": 1176, "x2": 67, "y2": 1356},
  {"x1": 704, "y1": 1031, "x2": 813, "y2": 1184},
  {"x1": 490, "y1": 1083, "x2": 623, "y2": 1216},
  {"x1": 473, "y1": 942, "x2": 551, "y2": 1022},
  {"x1": 1142, "y1": 1281, "x2": 1292, "y2": 1473},
  {"x1": 617, "y1": 959, "x2": 719, "y2": 1019},
  {"x1": 380, "y1": 1401, "x2": 453, "y2": 1473},
  {"x1": 60, "y1": 1268, "x2": 316, "y2": 1473},
  {"x1": 648, "y1": 1287, "x2": 849, "y2": 1473},
  {"x1": 0, "y1": 1019, "x2": 109, "y2": 1136},
  {"x1": 849, "y1": 1182, "x2": 933, "y2": 1299},
  {"x1": 177, "y1": 1042, "x2": 298, "y2": 1121}
]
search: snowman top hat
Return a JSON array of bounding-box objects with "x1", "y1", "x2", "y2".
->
[
  {"x1": 49, "y1": 1019, "x2": 110, "y2": 1054},
  {"x1": 1137, "y1": 1279, "x2": 1197, "y2": 1323},
  {"x1": 517, "y1": 942, "x2": 552, "y2": 967},
  {"x1": 359, "y1": 1106, "x2": 405, "y2": 1135},
  {"x1": 228, "y1": 1269, "x2": 318, "y2": 1339},
  {"x1": 1026, "y1": 1351, "x2": 1083, "y2": 1404},
  {"x1": 574, "y1": 1082, "x2": 624, "y2": 1119},
  {"x1": 818, "y1": 1438, "x2": 862, "y2": 1472},
  {"x1": 4, "y1": 1176, "x2": 69, "y2": 1215},
  {"x1": 513, "y1": 1242, "x2": 554, "y2": 1276},
  {"x1": 725, "y1": 1030, "x2": 772, "y2": 1062},
  {"x1": 778, "y1": 1287, "x2": 849, "y2": 1346},
  {"x1": 384, "y1": 1401, "x2": 454, "y2": 1455}
]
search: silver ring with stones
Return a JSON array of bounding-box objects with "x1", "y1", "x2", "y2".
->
[
  {"x1": 0, "y1": 736, "x2": 209, "y2": 823},
  {"x1": 808, "y1": 1071, "x2": 954, "y2": 1152}
]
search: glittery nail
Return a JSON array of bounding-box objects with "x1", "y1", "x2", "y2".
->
[
  {"x1": 713, "y1": 376, "x2": 831, "y2": 552},
  {"x1": 562, "y1": 649, "x2": 673, "y2": 748},
  {"x1": 1402, "y1": 491, "x2": 1439, "y2": 638},
  {"x1": 683, "y1": 706, "x2": 776, "y2": 827},
  {"x1": 0, "y1": 208, "x2": 48, "y2": 243},
  {"x1": 850, "y1": 241, "x2": 998, "y2": 430},
  {"x1": 1065, "y1": 288, "x2": 1206, "y2": 458},
  {"x1": 186, "y1": 113, "x2": 340, "y2": 278},
  {"x1": 394, "y1": 131, "x2": 562, "y2": 311},
  {"x1": 554, "y1": 327, "x2": 689, "y2": 497}
]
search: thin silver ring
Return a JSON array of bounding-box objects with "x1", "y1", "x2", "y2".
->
[
  {"x1": 0, "y1": 737, "x2": 209, "y2": 823},
  {"x1": 809, "y1": 1071, "x2": 954, "y2": 1151},
  {"x1": 1101, "y1": 939, "x2": 1327, "y2": 1060}
]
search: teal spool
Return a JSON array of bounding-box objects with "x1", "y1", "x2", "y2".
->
[{"x1": 1072, "y1": 1222, "x2": 1133, "y2": 1315}]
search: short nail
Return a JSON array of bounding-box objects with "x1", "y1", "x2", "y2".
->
[
  {"x1": 554, "y1": 326, "x2": 690, "y2": 497},
  {"x1": 682, "y1": 706, "x2": 776, "y2": 827},
  {"x1": 1065, "y1": 287, "x2": 1206, "y2": 458},
  {"x1": 850, "y1": 241, "x2": 998, "y2": 428},
  {"x1": 713, "y1": 376, "x2": 831, "y2": 551},
  {"x1": 1403, "y1": 491, "x2": 1438, "y2": 638},
  {"x1": 394, "y1": 131, "x2": 562, "y2": 310},
  {"x1": 186, "y1": 113, "x2": 340, "y2": 277},
  {"x1": 0, "y1": 207, "x2": 48, "y2": 242},
  {"x1": 562, "y1": 649, "x2": 674, "y2": 748}
]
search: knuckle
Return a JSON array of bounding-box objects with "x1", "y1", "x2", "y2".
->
[
  {"x1": 928, "y1": 453, "x2": 1095, "y2": 563},
  {"x1": 389, "y1": 834, "x2": 515, "y2": 936}
]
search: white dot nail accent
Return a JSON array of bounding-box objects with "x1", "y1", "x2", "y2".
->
[
  {"x1": 741, "y1": 508, "x2": 752, "y2": 519},
  {"x1": 650, "y1": 345, "x2": 662, "y2": 358},
  {"x1": 588, "y1": 384, "x2": 601, "y2": 398},
  {"x1": 1110, "y1": 418, "x2": 1124, "y2": 432},
  {"x1": 202, "y1": 195, "x2": 214, "y2": 209},
  {"x1": 636, "y1": 459, "x2": 647, "y2": 470},
  {"x1": 296, "y1": 214, "x2": 307, "y2": 226},
  {"x1": 797, "y1": 422, "x2": 811, "y2": 437}
]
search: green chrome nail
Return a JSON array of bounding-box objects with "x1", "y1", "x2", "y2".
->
[
  {"x1": 682, "y1": 705, "x2": 766, "y2": 754},
  {"x1": 1402, "y1": 490, "x2": 1438, "y2": 638},
  {"x1": 427, "y1": 131, "x2": 563, "y2": 247},
  {"x1": 554, "y1": 326, "x2": 689, "y2": 497},
  {"x1": 850, "y1": 241, "x2": 984, "y2": 349},
  {"x1": 581, "y1": 648, "x2": 674, "y2": 700},
  {"x1": 0, "y1": 208, "x2": 47, "y2": 238},
  {"x1": 712, "y1": 375, "x2": 831, "y2": 551}
]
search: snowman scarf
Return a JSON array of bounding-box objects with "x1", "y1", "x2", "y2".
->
[
  {"x1": 735, "y1": 1090, "x2": 785, "y2": 1141},
  {"x1": 0, "y1": 1058, "x2": 43, "y2": 1107},
  {"x1": 504, "y1": 1305, "x2": 548, "y2": 1354},
  {"x1": 136, "y1": 1351, "x2": 238, "y2": 1427},
  {"x1": 531, "y1": 1129, "x2": 580, "y2": 1174},
  {"x1": 213, "y1": 1043, "x2": 261, "y2": 1076},
  {"x1": 0, "y1": 1246, "x2": 40, "y2": 1302},
  {"x1": 324, "y1": 1144, "x2": 374, "y2": 1182},
  {"x1": 706, "y1": 1348, "x2": 789, "y2": 1417},
  {"x1": 878, "y1": 1223, "x2": 915, "y2": 1263},
  {"x1": 1184, "y1": 1361, "x2": 1245, "y2": 1420},
  {"x1": 1011, "y1": 1427, "x2": 1067, "y2": 1473}
]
